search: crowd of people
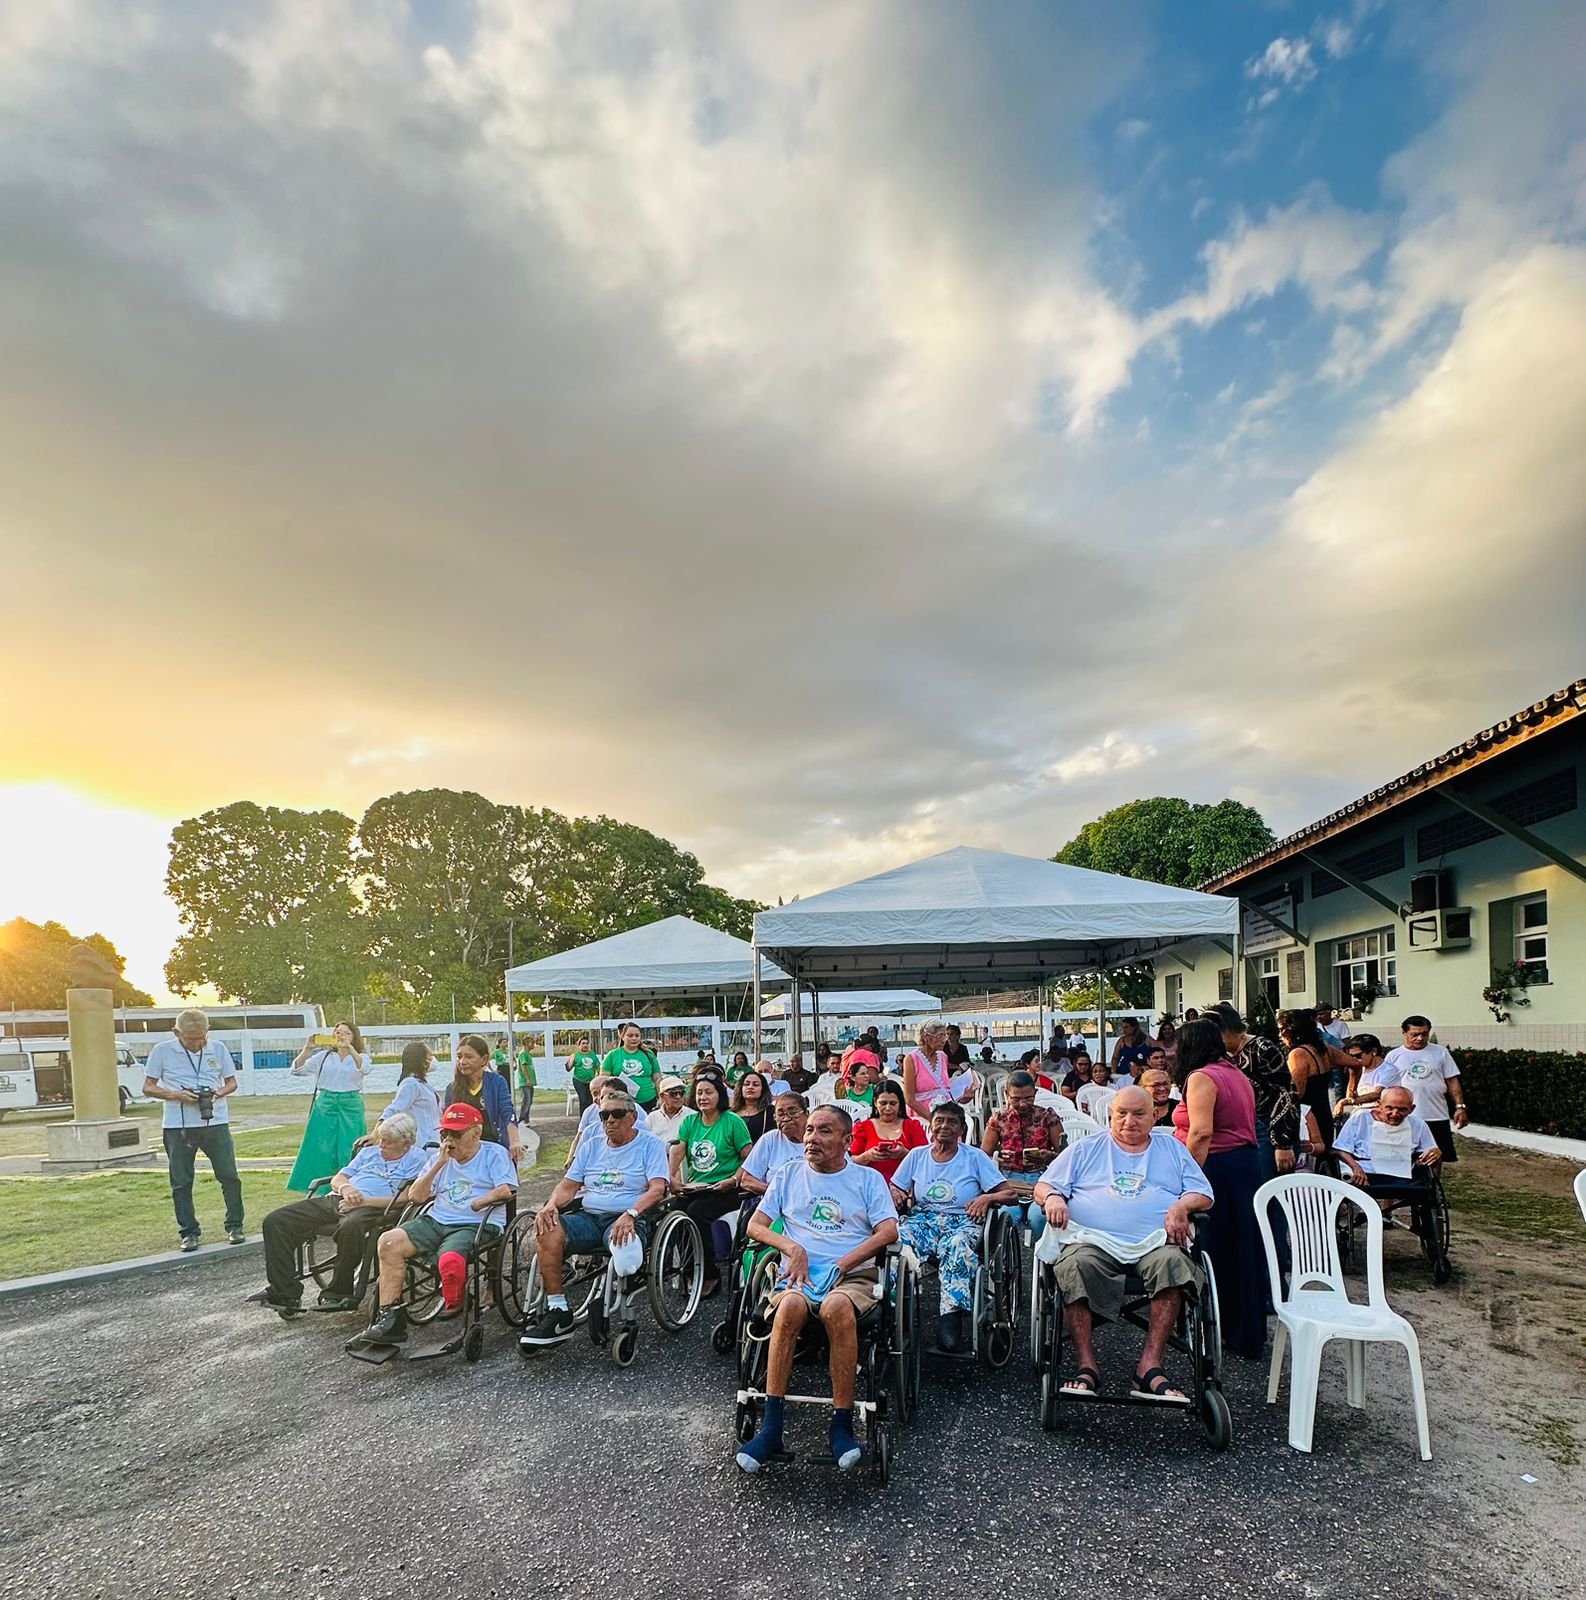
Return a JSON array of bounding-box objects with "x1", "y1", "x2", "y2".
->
[{"x1": 141, "y1": 1000, "x2": 1466, "y2": 1465}]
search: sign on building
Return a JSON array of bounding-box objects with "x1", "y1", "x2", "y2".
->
[{"x1": 1242, "y1": 895, "x2": 1296, "y2": 955}]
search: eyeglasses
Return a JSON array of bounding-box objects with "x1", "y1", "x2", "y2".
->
[
  {"x1": 599, "y1": 1108, "x2": 632, "y2": 1122},
  {"x1": 1345, "y1": 1047, "x2": 1365, "y2": 1057}
]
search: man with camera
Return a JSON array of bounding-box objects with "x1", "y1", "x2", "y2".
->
[{"x1": 142, "y1": 1008, "x2": 245, "y2": 1251}]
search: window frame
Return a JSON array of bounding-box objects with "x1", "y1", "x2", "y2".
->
[{"x1": 1513, "y1": 892, "x2": 1549, "y2": 981}]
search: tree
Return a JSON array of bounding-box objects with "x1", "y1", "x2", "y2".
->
[
  {"x1": 0, "y1": 918, "x2": 154, "y2": 1008},
  {"x1": 164, "y1": 801, "x2": 367, "y2": 1002},
  {"x1": 1053, "y1": 977, "x2": 1131, "y2": 1012},
  {"x1": 1053, "y1": 796, "x2": 1273, "y2": 888},
  {"x1": 686, "y1": 882, "x2": 764, "y2": 942}
]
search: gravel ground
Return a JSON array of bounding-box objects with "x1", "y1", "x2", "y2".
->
[{"x1": 2, "y1": 1223, "x2": 1582, "y2": 1600}]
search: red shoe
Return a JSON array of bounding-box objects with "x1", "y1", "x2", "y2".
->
[{"x1": 439, "y1": 1251, "x2": 467, "y2": 1311}]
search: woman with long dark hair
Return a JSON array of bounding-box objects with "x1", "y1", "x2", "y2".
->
[
  {"x1": 731, "y1": 1069, "x2": 773, "y2": 1141},
  {"x1": 849, "y1": 1078, "x2": 927, "y2": 1184},
  {"x1": 378, "y1": 1039, "x2": 441, "y2": 1153},
  {"x1": 445, "y1": 1033, "x2": 522, "y2": 1163},
  {"x1": 287, "y1": 1020, "x2": 371, "y2": 1190},
  {"x1": 1172, "y1": 1016, "x2": 1265, "y2": 1360},
  {"x1": 670, "y1": 1074, "x2": 752, "y2": 1298},
  {"x1": 1277, "y1": 1009, "x2": 1347, "y2": 1152}
]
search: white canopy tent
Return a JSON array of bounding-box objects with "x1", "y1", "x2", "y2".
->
[
  {"x1": 760, "y1": 989, "x2": 941, "y2": 1018},
  {"x1": 751, "y1": 846, "x2": 1241, "y2": 1056},
  {"x1": 504, "y1": 915, "x2": 786, "y2": 1004}
]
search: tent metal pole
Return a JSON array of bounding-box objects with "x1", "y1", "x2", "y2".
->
[
  {"x1": 1037, "y1": 984, "x2": 1045, "y2": 1058},
  {"x1": 811, "y1": 986, "x2": 821, "y2": 1065},
  {"x1": 1098, "y1": 969, "x2": 1109, "y2": 1076},
  {"x1": 1232, "y1": 925, "x2": 1244, "y2": 1017},
  {"x1": 791, "y1": 976, "x2": 803, "y2": 1062},
  {"x1": 597, "y1": 998, "x2": 604, "y2": 1056},
  {"x1": 752, "y1": 944, "x2": 763, "y2": 1060}
]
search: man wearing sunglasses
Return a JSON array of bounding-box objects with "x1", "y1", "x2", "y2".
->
[{"x1": 521, "y1": 1094, "x2": 669, "y2": 1346}]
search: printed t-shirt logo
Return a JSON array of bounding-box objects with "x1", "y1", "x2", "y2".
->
[
  {"x1": 1405, "y1": 1060, "x2": 1433, "y2": 1080},
  {"x1": 690, "y1": 1140, "x2": 719, "y2": 1171},
  {"x1": 1110, "y1": 1171, "x2": 1146, "y2": 1200},
  {"x1": 445, "y1": 1178, "x2": 471, "y2": 1204},
  {"x1": 808, "y1": 1197, "x2": 844, "y2": 1231},
  {"x1": 593, "y1": 1168, "x2": 621, "y2": 1190},
  {"x1": 923, "y1": 1179, "x2": 955, "y2": 1206}
]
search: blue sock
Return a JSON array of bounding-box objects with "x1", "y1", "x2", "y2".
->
[
  {"x1": 735, "y1": 1397, "x2": 786, "y2": 1473},
  {"x1": 829, "y1": 1407, "x2": 862, "y2": 1470}
]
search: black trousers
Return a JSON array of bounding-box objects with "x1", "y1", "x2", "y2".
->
[
  {"x1": 261, "y1": 1195, "x2": 387, "y2": 1302},
  {"x1": 682, "y1": 1188, "x2": 744, "y2": 1282}
]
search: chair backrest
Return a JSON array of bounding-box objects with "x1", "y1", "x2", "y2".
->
[
  {"x1": 1253, "y1": 1172, "x2": 1389, "y2": 1311},
  {"x1": 1046, "y1": 1096, "x2": 1103, "y2": 1140},
  {"x1": 1575, "y1": 1167, "x2": 1586, "y2": 1227},
  {"x1": 1082, "y1": 1086, "x2": 1118, "y2": 1125}
]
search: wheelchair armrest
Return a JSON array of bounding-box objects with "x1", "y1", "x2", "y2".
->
[{"x1": 305, "y1": 1177, "x2": 335, "y2": 1198}]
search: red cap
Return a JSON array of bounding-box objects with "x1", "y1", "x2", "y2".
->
[{"x1": 439, "y1": 1102, "x2": 484, "y2": 1132}]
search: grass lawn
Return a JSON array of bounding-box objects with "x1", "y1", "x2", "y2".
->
[
  {"x1": 0, "y1": 1170, "x2": 300, "y2": 1280},
  {"x1": 1, "y1": 1134, "x2": 574, "y2": 1280}
]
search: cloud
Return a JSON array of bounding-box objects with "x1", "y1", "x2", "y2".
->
[
  {"x1": 1245, "y1": 36, "x2": 1317, "y2": 92},
  {"x1": 1148, "y1": 188, "x2": 1384, "y2": 338}
]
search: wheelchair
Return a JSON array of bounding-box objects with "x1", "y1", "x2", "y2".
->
[
  {"x1": 293, "y1": 1178, "x2": 410, "y2": 1306},
  {"x1": 898, "y1": 1204, "x2": 1022, "y2": 1368},
  {"x1": 345, "y1": 1200, "x2": 505, "y2": 1365},
  {"x1": 710, "y1": 1199, "x2": 783, "y2": 1356},
  {"x1": 1031, "y1": 1227, "x2": 1231, "y2": 1450},
  {"x1": 1319, "y1": 1157, "x2": 1452, "y2": 1284},
  {"x1": 497, "y1": 1198, "x2": 704, "y2": 1366},
  {"x1": 734, "y1": 1243, "x2": 922, "y2": 1485}
]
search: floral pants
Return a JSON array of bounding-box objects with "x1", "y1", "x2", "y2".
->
[{"x1": 899, "y1": 1211, "x2": 981, "y2": 1312}]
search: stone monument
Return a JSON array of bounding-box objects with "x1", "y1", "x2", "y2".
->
[{"x1": 42, "y1": 945, "x2": 154, "y2": 1170}]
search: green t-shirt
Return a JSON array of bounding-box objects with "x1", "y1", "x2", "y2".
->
[
  {"x1": 837, "y1": 1082, "x2": 876, "y2": 1108},
  {"x1": 678, "y1": 1109, "x2": 751, "y2": 1184},
  {"x1": 516, "y1": 1049, "x2": 536, "y2": 1089},
  {"x1": 569, "y1": 1051, "x2": 601, "y2": 1084},
  {"x1": 603, "y1": 1046, "x2": 659, "y2": 1105},
  {"x1": 491, "y1": 1049, "x2": 509, "y2": 1072}
]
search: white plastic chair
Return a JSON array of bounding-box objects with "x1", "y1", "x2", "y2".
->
[
  {"x1": 1254, "y1": 1173, "x2": 1430, "y2": 1459},
  {"x1": 1574, "y1": 1168, "x2": 1586, "y2": 1226},
  {"x1": 1077, "y1": 1085, "x2": 1117, "y2": 1125}
]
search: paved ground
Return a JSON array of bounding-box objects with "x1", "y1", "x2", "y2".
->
[{"x1": 2, "y1": 1230, "x2": 1581, "y2": 1600}]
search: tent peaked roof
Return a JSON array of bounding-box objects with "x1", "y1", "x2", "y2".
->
[
  {"x1": 504, "y1": 915, "x2": 784, "y2": 1000},
  {"x1": 753, "y1": 846, "x2": 1238, "y2": 989}
]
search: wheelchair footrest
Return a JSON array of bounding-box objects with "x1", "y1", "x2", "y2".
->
[
  {"x1": 408, "y1": 1334, "x2": 466, "y2": 1363},
  {"x1": 345, "y1": 1339, "x2": 403, "y2": 1365}
]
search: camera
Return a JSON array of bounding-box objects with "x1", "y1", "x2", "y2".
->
[{"x1": 195, "y1": 1087, "x2": 215, "y2": 1122}]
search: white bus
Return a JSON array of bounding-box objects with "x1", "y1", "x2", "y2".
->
[{"x1": 0, "y1": 1003, "x2": 325, "y2": 1116}]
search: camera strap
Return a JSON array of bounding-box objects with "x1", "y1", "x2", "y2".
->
[{"x1": 179, "y1": 1045, "x2": 210, "y2": 1131}]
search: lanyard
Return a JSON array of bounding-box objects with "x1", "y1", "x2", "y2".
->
[{"x1": 180, "y1": 1046, "x2": 211, "y2": 1090}]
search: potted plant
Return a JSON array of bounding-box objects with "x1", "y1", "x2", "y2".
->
[
  {"x1": 1482, "y1": 961, "x2": 1537, "y2": 1024},
  {"x1": 1351, "y1": 979, "x2": 1385, "y2": 1016}
]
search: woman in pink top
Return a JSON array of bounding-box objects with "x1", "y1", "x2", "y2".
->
[
  {"x1": 902, "y1": 1021, "x2": 974, "y2": 1121},
  {"x1": 1171, "y1": 1017, "x2": 1266, "y2": 1359}
]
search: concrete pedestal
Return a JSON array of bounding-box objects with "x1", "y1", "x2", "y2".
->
[{"x1": 43, "y1": 1117, "x2": 155, "y2": 1172}]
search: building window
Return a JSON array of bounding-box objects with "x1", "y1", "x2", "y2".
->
[
  {"x1": 1514, "y1": 893, "x2": 1549, "y2": 982},
  {"x1": 1257, "y1": 954, "x2": 1280, "y2": 1009},
  {"x1": 1164, "y1": 973, "x2": 1183, "y2": 1017},
  {"x1": 1332, "y1": 928, "x2": 1397, "y2": 1010}
]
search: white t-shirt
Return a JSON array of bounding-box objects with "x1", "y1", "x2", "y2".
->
[
  {"x1": 381, "y1": 1076, "x2": 442, "y2": 1152},
  {"x1": 645, "y1": 1105, "x2": 687, "y2": 1143},
  {"x1": 568, "y1": 1128, "x2": 670, "y2": 1215},
  {"x1": 428, "y1": 1141, "x2": 518, "y2": 1227},
  {"x1": 337, "y1": 1144, "x2": 428, "y2": 1199},
  {"x1": 1380, "y1": 1044, "x2": 1460, "y2": 1122},
  {"x1": 145, "y1": 1036, "x2": 237, "y2": 1130},
  {"x1": 1333, "y1": 1109, "x2": 1437, "y2": 1175},
  {"x1": 1356, "y1": 1063, "x2": 1396, "y2": 1099},
  {"x1": 756, "y1": 1158, "x2": 897, "y2": 1266},
  {"x1": 743, "y1": 1129, "x2": 805, "y2": 1186},
  {"x1": 892, "y1": 1143, "x2": 1005, "y2": 1213},
  {"x1": 1039, "y1": 1135, "x2": 1212, "y2": 1243},
  {"x1": 1319, "y1": 1018, "x2": 1352, "y2": 1045},
  {"x1": 1067, "y1": 1032, "x2": 1087, "y2": 1052},
  {"x1": 296, "y1": 1047, "x2": 370, "y2": 1094}
]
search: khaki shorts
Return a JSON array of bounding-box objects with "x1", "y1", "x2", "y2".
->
[
  {"x1": 1052, "y1": 1242, "x2": 1201, "y2": 1325},
  {"x1": 767, "y1": 1262, "x2": 881, "y2": 1315}
]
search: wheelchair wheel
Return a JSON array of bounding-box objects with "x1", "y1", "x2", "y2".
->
[
  {"x1": 648, "y1": 1211, "x2": 704, "y2": 1332},
  {"x1": 735, "y1": 1399, "x2": 760, "y2": 1444},
  {"x1": 711, "y1": 1321, "x2": 734, "y2": 1354},
  {"x1": 980, "y1": 1215, "x2": 1020, "y2": 1370},
  {"x1": 1037, "y1": 1267, "x2": 1064, "y2": 1432},
  {"x1": 1197, "y1": 1258, "x2": 1224, "y2": 1382},
  {"x1": 463, "y1": 1322, "x2": 485, "y2": 1364},
  {"x1": 493, "y1": 1213, "x2": 538, "y2": 1329},
  {"x1": 612, "y1": 1326, "x2": 638, "y2": 1367},
  {"x1": 872, "y1": 1419, "x2": 893, "y2": 1486},
  {"x1": 890, "y1": 1256, "x2": 921, "y2": 1424},
  {"x1": 1200, "y1": 1386, "x2": 1232, "y2": 1451},
  {"x1": 407, "y1": 1260, "x2": 446, "y2": 1325},
  {"x1": 305, "y1": 1229, "x2": 339, "y2": 1292}
]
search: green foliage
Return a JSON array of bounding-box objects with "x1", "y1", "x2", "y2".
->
[
  {"x1": 163, "y1": 790, "x2": 763, "y2": 1019},
  {"x1": 1247, "y1": 989, "x2": 1280, "y2": 1043},
  {"x1": 0, "y1": 918, "x2": 154, "y2": 1008},
  {"x1": 1053, "y1": 795, "x2": 1274, "y2": 888},
  {"x1": 164, "y1": 801, "x2": 367, "y2": 1003},
  {"x1": 1452, "y1": 1048, "x2": 1586, "y2": 1140},
  {"x1": 1054, "y1": 977, "x2": 1136, "y2": 1012}
]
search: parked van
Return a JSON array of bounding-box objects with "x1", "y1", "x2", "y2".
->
[{"x1": 0, "y1": 1039, "x2": 147, "y2": 1118}]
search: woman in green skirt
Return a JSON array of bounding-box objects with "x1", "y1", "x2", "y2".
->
[{"x1": 287, "y1": 1021, "x2": 371, "y2": 1190}]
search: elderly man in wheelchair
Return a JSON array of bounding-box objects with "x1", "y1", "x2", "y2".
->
[
  {"x1": 1032, "y1": 1087, "x2": 1216, "y2": 1411},
  {"x1": 890, "y1": 1101, "x2": 1019, "y2": 1357},
  {"x1": 735, "y1": 1105, "x2": 900, "y2": 1476},
  {"x1": 520, "y1": 1092, "x2": 671, "y2": 1348},
  {"x1": 359, "y1": 1102, "x2": 518, "y2": 1350},
  {"x1": 254, "y1": 1112, "x2": 427, "y2": 1318}
]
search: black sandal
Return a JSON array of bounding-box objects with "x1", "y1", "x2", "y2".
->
[
  {"x1": 1060, "y1": 1365, "x2": 1101, "y2": 1397},
  {"x1": 1132, "y1": 1366, "x2": 1190, "y2": 1404}
]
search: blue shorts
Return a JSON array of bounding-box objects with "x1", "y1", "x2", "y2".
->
[{"x1": 560, "y1": 1208, "x2": 655, "y2": 1258}]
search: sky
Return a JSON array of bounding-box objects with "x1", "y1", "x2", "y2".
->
[{"x1": 2, "y1": 0, "x2": 1584, "y2": 1002}]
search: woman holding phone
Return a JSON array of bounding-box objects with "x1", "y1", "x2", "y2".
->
[
  {"x1": 848, "y1": 1078, "x2": 926, "y2": 1184},
  {"x1": 287, "y1": 1021, "x2": 371, "y2": 1191}
]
